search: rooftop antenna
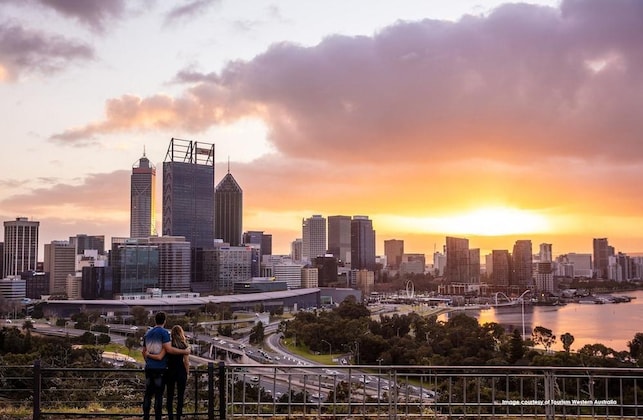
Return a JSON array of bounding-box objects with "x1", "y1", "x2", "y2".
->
[{"x1": 227, "y1": 156, "x2": 230, "y2": 174}]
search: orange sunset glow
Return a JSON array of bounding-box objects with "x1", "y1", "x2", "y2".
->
[{"x1": 3, "y1": 0, "x2": 643, "y2": 260}]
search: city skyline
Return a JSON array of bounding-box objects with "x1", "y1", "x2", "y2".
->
[{"x1": 4, "y1": 1, "x2": 643, "y2": 257}]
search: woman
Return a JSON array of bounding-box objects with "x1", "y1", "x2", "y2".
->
[{"x1": 146, "y1": 325, "x2": 190, "y2": 420}]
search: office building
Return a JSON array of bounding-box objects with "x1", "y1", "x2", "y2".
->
[
  {"x1": 314, "y1": 255, "x2": 339, "y2": 287},
  {"x1": 0, "y1": 277, "x2": 26, "y2": 300},
  {"x1": 301, "y1": 267, "x2": 319, "y2": 288},
  {"x1": 81, "y1": 266, "x2": 114, "y2": 300},
  {"x1": 328, "y1": 215, "x2": 351, "y2": 263},
  {"x1": 512, "y1": 240, "x2": 533, "y2": 290},
  {"x1": 384, "y1": 239, "x2": 404, "y2": 270},
  {"x1": 44, "y1": 241, "x2": 76, "y2": 295},
  {"x1": 593, "y1": 238, "x2": 612, "y2": 279},
  {"x1": 243, "y1": 231, "x2": 272, "y2": 256},
  {"x1": 302, "y1": 215, "x2": 326, "y2": 263},
  {"x1": 21, "y1": 270, "x2": 49, "y2": 300},
  {"x1": 491, "y1": 250, "x2": 511, "y2": 288},
  {"x1": 130, "y1": 152, "x2": 157, "y2": 238},
  {"x1": 150, "y1": 236, "x2": 191, "y2": 292},
  {"x1": 351, "y1": 216, "x2": 376, "y2": 271},
  {"x1": 539, "y1": 243, "x2": 552, "y2": 262},
  {"x1": 445, "y1": 236, "x2": 470, "y2": 284},
  {"x1": 215, "y1": 169, "x2": 243, "y2": 246},
  {"x1": 70, "y1": 234, "x2": 105, "y2": 256},
  {"x1": 162, "y1": 138, "x2": 215, "y2": 250},
  {"x1": 110, "y1": 238, "x2": 160, "y2": 296},
  {"x1": 3, "y1": 217, "x2": 39, "y2": 278},
  {"x1": 291, "y1": 239, "x2": 303, "y2": 263},
  {"x1": 400, "y1": 253, "x2": 425, "y2": 275},
  {"x1": 200, "y1": 242, "x2": 252, "y2": 294},
  {"x1": 535, "y1": 261, "x2": 554, "y2": 293}
]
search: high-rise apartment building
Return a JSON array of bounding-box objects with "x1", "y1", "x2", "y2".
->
[
  {"x1": 44, "y1": 241, "x2": 76, "y2": 295},
  {"x1": 384, "y1": 239, "x2": 404, "y2": 269},
  {"x1": 351, "y1": 216, "x2": 376, "y2": 271},
  {"x1": 328, "y1": 215, "x2": 351, "y2": 263},
  {"x1": 3, "y1": 217, "x2": 39, "y2": 277},
  {"x1": 215, "y1": 170, "x2": 243, "y2": 246},
  {"x1": 130, "y1": 152, "x2": 157, "y2": 238},
  {"x1": 302, "y1": 215, "x2": 326, "y2": 263},
  {"x1": 512, "y1": 240, "x2": 533, "y2": 290},
  {"x1": 593, "y1": 238, "x2": 611, "y2": 279},
  {"x1": 162, "y1": 138, "x2": 215, "y2": 250}
]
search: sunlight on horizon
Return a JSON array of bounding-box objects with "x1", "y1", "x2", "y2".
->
[{"x1": 384, "y1": 207, "x2": 551, "y2": 236}]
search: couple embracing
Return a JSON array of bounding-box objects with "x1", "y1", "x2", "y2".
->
[{"x1": 142, "y1": 311, "x2": 191, "y2": 420}]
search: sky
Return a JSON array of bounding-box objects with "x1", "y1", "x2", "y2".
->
[{"x1": 2, "y1": 0, "x2": 643, "y2": 259}]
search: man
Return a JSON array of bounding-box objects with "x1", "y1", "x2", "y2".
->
[{"x1": 142, "y1": 311, "x2": 191, "y2": 420}]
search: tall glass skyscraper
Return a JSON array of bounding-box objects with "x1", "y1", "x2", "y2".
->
[
  {"x1": 302, "y1": 215, "x2": 326, "y2": 263},
  {"x1": 130, "y1": 151, "x2": 156, "y2": 238},
  {"x1": 214, "y1": 170, "x2": 243, "y2": 246},
  {"x1": 328, "y1": 215, "x2": 352, "y2": 264},
  {"x1": 162, "y1": 138, "x2": 215, "y2": 250}
]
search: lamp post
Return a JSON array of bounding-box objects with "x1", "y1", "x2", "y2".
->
[{"x1": 321, "y1": 339, "x2": 332, "y2": 356}]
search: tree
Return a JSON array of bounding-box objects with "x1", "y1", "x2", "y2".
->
[
  {"x1": 508, "y1": 329, "x2": 525, "y2": 364},
  {"x1": 561, "y1": 332, "x2": 575, "y2": 354},
  {"x1": 627, "y1": 332, "x2": 643, "y2": 365},
  {"x1": 249, "y1": 321, "x2": 265, "y2": 345},
  {"x1": 532, "y1": 326, "x2": 556, "y2": 352},
  {"x1": 130, "y1": 306, "x2": 149, "y2": 326},
  {"x1": 125, "y1": 336, "x2": 139, "y2": 356}
]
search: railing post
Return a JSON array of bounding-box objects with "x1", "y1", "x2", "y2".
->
[
  {"x1": 32, "y1": 360, "x2": 41, "y2": 420},
  {"x1": 544, "y1": 369, "x2": 555, "y2": 420},
  {"x1": 218, "y1": 361, "x2": 226, "y2": 419}
]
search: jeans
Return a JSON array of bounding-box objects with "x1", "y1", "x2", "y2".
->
[
  {"x1": 142, "y1": 368, "x2": 166, "y2": 420},
  {"x1": 166, "y1": 368, "x2": 188, "y2": 420}
]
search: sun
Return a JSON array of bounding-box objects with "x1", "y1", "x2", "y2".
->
[{"x1": 386, "y1": 206, "x2": 551, "y2": 237}]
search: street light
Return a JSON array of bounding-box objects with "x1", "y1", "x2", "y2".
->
[{"x1": 321, "y1": 339, "x2": 332, "y2": 356}]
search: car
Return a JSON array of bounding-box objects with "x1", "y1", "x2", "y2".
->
[{"x1": 130, "y1": 326, "x2": 139, "y2": 330}]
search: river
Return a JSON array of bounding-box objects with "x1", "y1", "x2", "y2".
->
[{"x1": 446, "y1": 289, "x2": 643, "y2": 353}]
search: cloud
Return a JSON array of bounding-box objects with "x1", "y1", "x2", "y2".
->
[
  {"x1": 51, "y1": 0, "x2": 643, "y2": 166},
  {"x1": 0, "y1": 21, "x2": 93, "y2": 81},
  {"x1": 165, "y1": 0, "x2": 216, "y2": 25},
  {"x1": 35, "y1": 0, "x2": 126, "y2": 32}
]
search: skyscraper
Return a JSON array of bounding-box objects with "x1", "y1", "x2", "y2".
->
[
  {"x1": 445, "y1": 236, "x2": 471, "y2": 284},
  {"x1": 350, "y1": 216, "x2": 376, "y2": 271},
  {"x1": 512, "y1": 240, "x2": 533, "y2": 290},
  {"x1": 214, "y1": 169, "x2": 243, "y2": 246},
  {"x1": 302, "y1": 215, "x2": 326, "y2": 263},
  {"x1": 328, "y1": 215, "x2": 351, "y2": 263},
  {"x1": 162, "y1": 138, "x2": 215, "y2": 250},
  {"x1": 593, "y1": 238, "x2": 611, "y2": 279},
  {"x1": 491, "y1": 250, "x2": 511, "y2": 288},
  {"x1": 130, "y1": 151, "x2": 156, "y2": 238},
  {"x1": 3, "y1": 217, "x2": 39, "y2": 277}
]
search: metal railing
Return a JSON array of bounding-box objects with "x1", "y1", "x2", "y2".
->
[{"x1": 0, "y1": 362, "x2": 640, "y2": 419}]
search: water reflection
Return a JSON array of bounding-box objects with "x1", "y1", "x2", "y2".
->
[{"x1": 442, "y1": 290, "x2": 643, "y2": 352}]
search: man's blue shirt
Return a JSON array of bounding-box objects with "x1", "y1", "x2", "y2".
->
[{"x1": 144, "y1": 326, "x2": 170, "y2": 369}]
